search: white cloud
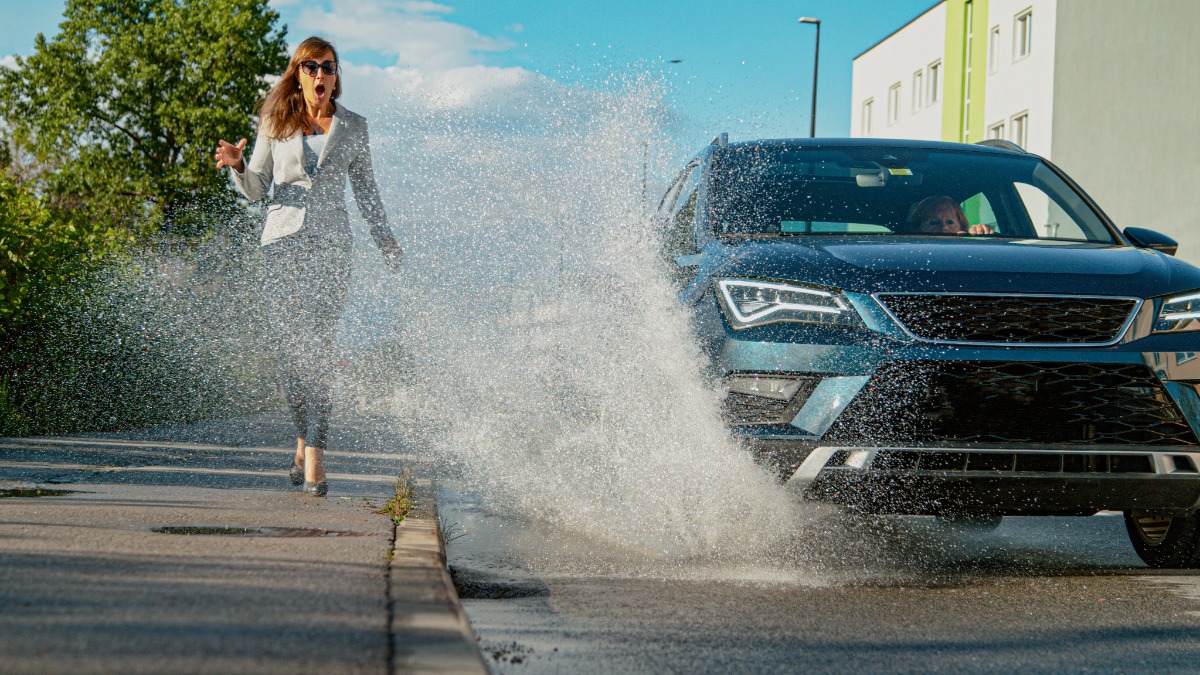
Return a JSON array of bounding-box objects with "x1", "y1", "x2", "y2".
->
[
  {"x1": 295, "y1": 0, "x2": 511, "y2": 71},
  {"x1": 398, "y1": 1, "x2": 453, "y2": 12},
  {"x1": 1, "y1": 54, "x2": 17, "y2": 70},
  {"x1": 291, "y1": 0, "x2": 579, "y2": 124},
  {"x1": 336, "y1": 59, "x2": 578, "y2": 129}
]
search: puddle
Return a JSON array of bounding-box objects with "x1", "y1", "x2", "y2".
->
[
  {"x1": 0, "y1": 488, "x2": 84, "y2": 499},
  {"x1": 450, "y1": 566, "x2": 551, "y2": 600},
  {"x1": 152, "y1": 526, "x2": 368, "y2": 537}
]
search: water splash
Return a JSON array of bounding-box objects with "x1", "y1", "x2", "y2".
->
[{"x1": 361, "y1": 76, "x2": 806, "y2": 559}]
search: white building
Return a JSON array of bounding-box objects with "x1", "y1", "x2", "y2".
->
[
  {"x1": 851, "y1": 3, "x2": 946, "y2": 144},
  {"x1": 851, "y1": 0, "x2": 1200, "y2": 261}
]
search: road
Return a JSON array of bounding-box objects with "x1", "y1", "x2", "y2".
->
[
  {"x1": 0, "y1": 414, "x2": 490, "y2": 674},
  {"x1": 441, "y1": 483, "x2": 1200, "y2": 673},
  {"x1": 9, "y1": 417, "x2": 1200, "y2": 672}
]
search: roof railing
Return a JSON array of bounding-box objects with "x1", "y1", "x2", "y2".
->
[{"x1": 974, "y1": 138, "x2": 1026, "y2": 153}]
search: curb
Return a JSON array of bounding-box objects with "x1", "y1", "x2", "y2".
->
[{"x1": 388, "y1": 481, "x2": 488, "y2": 674}]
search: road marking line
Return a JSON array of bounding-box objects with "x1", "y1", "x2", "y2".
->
[
  {"x1": 0, "y1": 460, "x2": 408, "y2": 483},
  {"x1": 0, "y1": 437, "x2": 418, "y2": 462},
  {"x1": 1139, "y1": 575, "x2": 1200, "y2": 602}
]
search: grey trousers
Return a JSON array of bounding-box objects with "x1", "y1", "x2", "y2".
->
[{"x1": 261, "y1": 234, "x2": 350, "y2": 449}]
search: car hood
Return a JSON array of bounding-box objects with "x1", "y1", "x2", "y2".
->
[{"x1": 698, "y1": 236, "x2": 1200, "y2": 298}]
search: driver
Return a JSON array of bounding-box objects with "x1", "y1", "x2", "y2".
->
[{"x1": 907, "y1": 195, "x2": 995, "y2": 235}]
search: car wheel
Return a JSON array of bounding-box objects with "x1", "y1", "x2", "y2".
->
[
  {"x1": 1124, "y1": 510, "x2": 1200, "y2": 568},
  {"x1": 933, "y1": 514, "x2": 1002, "y2": 534}
]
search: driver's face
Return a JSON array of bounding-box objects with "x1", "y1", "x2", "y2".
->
[{"x1": 919, "y1": 205, "x2": 964, "y2": 233}]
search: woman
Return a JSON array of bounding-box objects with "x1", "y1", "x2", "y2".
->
[
  {"x1": 214, "y1": 36, "x2": 402, "y2": 497},
  {"x1": 907, "y1": 195, "x2": 995, "y2": 235}
]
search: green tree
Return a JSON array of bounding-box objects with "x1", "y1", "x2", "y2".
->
[{"x1": 0, "y1": 0, "x2": 288, "y2": 237}]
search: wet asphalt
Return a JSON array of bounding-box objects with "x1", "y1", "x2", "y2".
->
[
  {"x1": 442, "y1": 484, "x2": 1200, "y2": 674},
  {"x1": 8, "y1": 415, "x2": 1200, "y2": 673}
]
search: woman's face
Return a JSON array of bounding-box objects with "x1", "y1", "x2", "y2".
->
[
  {"x1": 297, "y1": 49, "x2": 338, "y2": 113},
  {"x1": 918, "y1": 204, "x2": 965, "y2": 234}
]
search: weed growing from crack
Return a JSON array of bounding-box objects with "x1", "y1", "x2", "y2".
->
[
  {"x1": 439, "y1": 520, "x2": 468, "y2": 543},
  {"x1": 377, "y1": 468, "x2": 413, "y2": 525}
]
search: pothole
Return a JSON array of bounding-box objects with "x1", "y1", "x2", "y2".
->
[
  {"x1": 153, "y1": 526, "x2": 367, "y2": 537},
  {"x1": 0, "y1": 488, "x2": 84, "y2": 499}
]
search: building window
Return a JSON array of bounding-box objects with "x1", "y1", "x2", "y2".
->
[
  {"x1": 1010, "y1": 111, "x2": 1028, "y2": 148},
  {"x1": 862, "y1": 99, "x2": 874, "y2": 136},
  {"x1": 887, "y1": 83, "x2": 901, "y2": 124},
  {"x1": 988, "y1": 121, "x2": 1005, "y2": 140},
  {"x1": 989, "y1": 25, "x2": 1001, "y2": 73},
  {"x1": 1015, "y1": 9, "x2": 1033, "y2": 60},
  {"x1": 927, "y1": 60, "x2": 941, "y2": 104},
  {"x1": 912, "y1": 70, "x2": 924, "y2": 112}
]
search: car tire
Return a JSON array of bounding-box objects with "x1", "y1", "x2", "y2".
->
[{"x1": 1124, "y1": 510, "x2": 1200, "y2": 568}]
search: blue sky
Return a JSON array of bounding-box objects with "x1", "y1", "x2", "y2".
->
[{"x1": 1, "y1": 0, "x2": 936, "y2": 142}]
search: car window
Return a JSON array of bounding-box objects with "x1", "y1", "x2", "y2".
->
[
  {"x1": 705, "y1": 147, "x2": 1116, "y2": 243},
  {"x1": 781, "y1": 221, "x2": 891, "y2": 234},
  {"x1": 656, "y1": 165, "x2": 691, "y2": 219},
  {"x1": 961, "y1": 193, "x2": 1000, "y2": 233},
  {"x1": 663, "y1": 162, "x2": 701, "y2": 257},
  {"x1": 1014, "y1": 182, "x2": 1088, "y2": 240}
]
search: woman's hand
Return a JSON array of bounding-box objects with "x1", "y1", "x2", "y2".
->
[
  {"x1": 214, "y1": 138, "x2": 247, "y2": 172},
  {"x1": 381, "y1": 239, "x2": 403, "y2": 272}
]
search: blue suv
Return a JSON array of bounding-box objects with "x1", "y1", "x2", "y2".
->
[{"x1": 660, "y1": 136, "x2": 1200, "y2": 567}]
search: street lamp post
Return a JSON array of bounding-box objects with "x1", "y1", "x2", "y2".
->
[{"x1": 798, "y1": 17, "x2": 821, "y2": 138}]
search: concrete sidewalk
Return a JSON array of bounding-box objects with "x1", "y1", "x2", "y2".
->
[{"x1": 0, "y1": 416, "x2": 487, "y2": 674}]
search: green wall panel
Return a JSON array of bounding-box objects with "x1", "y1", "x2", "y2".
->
[{"x1": 941, "y1": 0, "x2": 989, "y2": 142}]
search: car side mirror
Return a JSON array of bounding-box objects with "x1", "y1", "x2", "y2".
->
[{"x1": 1124, "y1": 227, "x2": 1178, "y2": 256}]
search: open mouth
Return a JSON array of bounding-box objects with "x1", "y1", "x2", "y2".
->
[{"x1": 315, "y1": 84, "x2": 326, "y2": 98}]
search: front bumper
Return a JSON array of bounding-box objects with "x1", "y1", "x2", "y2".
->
[
  {"x1": 783, "y1": 445, "x2": 1200, "y2": 516},
  {"x1": 705, "y1": 299, "x2": 1200, "y2": 516}
]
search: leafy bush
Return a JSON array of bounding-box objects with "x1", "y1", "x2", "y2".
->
[
  {"x1": 0, "y1": 176, "x2": 121, "y2": 327},
  {"x1": 0, "y1": 176, "x2": 126, "y2": 433},
  {"x1": 1, "y1": 177, "x2": 278, "y2": 434}
]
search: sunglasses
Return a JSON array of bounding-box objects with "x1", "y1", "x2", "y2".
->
[{"x1": 299, "y1": 60, "x2": 338, "y2": 76}]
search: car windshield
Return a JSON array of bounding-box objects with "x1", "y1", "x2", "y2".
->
[{"x1": 705, "y1": 146, "x2": 1117, "y2": 243}]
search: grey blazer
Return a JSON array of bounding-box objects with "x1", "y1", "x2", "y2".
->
[{"x1": 230, "y1": 105, "x2": 396, "y2": 250}]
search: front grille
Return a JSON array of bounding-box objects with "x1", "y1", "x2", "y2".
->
[
  {"x1": 825, "y1": 361, "x2": 1199, "y2": 446},
  {"x1": 875, "y1": 294, "x2": 1138, "y2": 344},
  {"x1": 867, "y1": 450, "x2": 1156, "y2": 474}
]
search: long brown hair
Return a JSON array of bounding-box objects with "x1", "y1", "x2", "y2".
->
[
  {"x1": 259, "y1": 36, "x2": 342, "y2": 140},
  {"x1": 906, "y1": 195, "x2": 968, "y2": 232}
]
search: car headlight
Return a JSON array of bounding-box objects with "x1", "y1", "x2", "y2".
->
[
  {"x1": 1154, "y1": 290, "x2": 1200, "y2": 333},
  {"x1": 716, "y1": 279, "x2": 861, "y2": 330}
]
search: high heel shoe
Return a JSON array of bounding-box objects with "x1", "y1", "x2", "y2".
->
[
  {"x1": 303, "y1": 480, "x2": 328, "y2": 497},
  {"x1": 289, "y1": 463, "x2": 304, "y2": 486}
]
